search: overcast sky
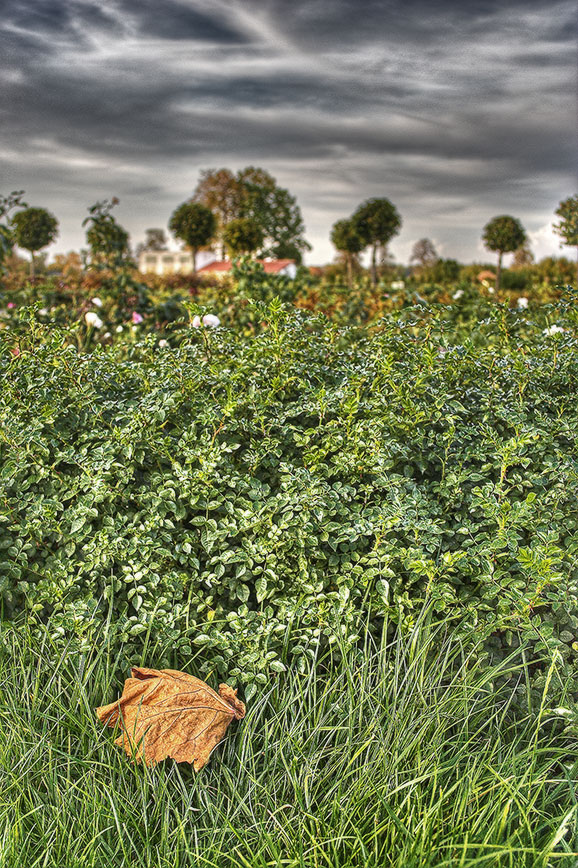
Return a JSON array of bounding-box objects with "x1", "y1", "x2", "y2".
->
[{"x1": 1, "y1": 0, "x2": 576, "y2": 264}]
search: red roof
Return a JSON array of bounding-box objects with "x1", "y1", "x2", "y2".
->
[
  {"x1": 198, "y1": 261, "x2": 233, "y2": 273},
  {"x1": 198, "y1": 259, "x2": 295, "y2": 274}
]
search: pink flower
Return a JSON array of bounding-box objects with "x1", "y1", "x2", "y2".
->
[
  {"x1": 192, "y1": 315, "x2": 201, "y2": 328},
  {"x1": 132, "y1": 311, "x2": 144, "y2": 324},
  {"x1": 7, "y1": 302, "x2": 15, "y2": 310}
]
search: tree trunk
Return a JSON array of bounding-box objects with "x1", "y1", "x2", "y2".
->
[
  {"x1": 371, "y1": 244, "x2": 377, "y2": 286},
  {"x1": 575, "y1": 245, "x2": 577, "y2": 290},
  {"x1": 347, "y1": 255, "x2": 352, "y2": 289},
  {"x1": 29, "y1": 253, "x2": 35, "y2": 281},
  {"x1": 192, "y1": 247, "x2": 197, "y2": 274},
  {"x1": 496, "y1": 251, "x2": 502, "y2": 293}
]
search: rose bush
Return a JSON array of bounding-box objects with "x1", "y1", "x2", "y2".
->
[{"x1": 1, "y1": 293, "x2": 578, "y2": 704}]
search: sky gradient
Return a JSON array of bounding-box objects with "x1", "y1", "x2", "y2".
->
[{"x1": 1, "y1": 0, "x2": 576, "y2": 264}]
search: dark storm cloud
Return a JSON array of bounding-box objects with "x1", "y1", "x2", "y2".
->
[
  {"x1": 3, "y1": 0, "x2": 119, "y2": 44},
  {"x1": 0, "y1": 0, "x2": 575, "y2": 262},
  {"x1": 266, "y1": 0, "x2": 575, "y2": 46},
  {"x1": 4, "y1": 0, "x2": 74, "y2": 33},
  {"x1": 115, "y1": 0, "x2": 250, "y2": 42}
]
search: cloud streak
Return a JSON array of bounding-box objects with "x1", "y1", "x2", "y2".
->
[{"x1": 1, "y1": 0, "x2": 575, "y2": 262}]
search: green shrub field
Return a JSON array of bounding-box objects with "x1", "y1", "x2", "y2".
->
[{"x1": 2, "y1": 271, "x2": 578, "y2": 866}]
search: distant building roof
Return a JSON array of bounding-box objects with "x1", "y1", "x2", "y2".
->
[
  {"x1": 197, "y1": 259, "x2": 296, "y2": 275},
  {"x1": 477, "y1": 270, "x2": 497, "y2": 281}
]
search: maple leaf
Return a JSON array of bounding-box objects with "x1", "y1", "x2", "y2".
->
[{"x1": 95, "y1": 666, "x2": 246, "y2": 770}]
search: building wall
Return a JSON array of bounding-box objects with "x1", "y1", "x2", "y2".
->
[
  {"x1": 281, "y1": 263, "x2": 298, "y2": 279},
  {"x1": 138, "y1": 250, "x2": 215, "y2": 275}
]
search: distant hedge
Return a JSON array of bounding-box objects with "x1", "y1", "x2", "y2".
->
[{"x1": 2, "y1": 298, "x2": 578, "y2": 700}]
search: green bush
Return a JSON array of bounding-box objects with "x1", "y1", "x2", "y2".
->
[
  {"x1": 2, "y1": 296, "x2": 578, "y2": 700},
  {"x1": 500, "y1": 268, "x2": 532, "y2": 291}
]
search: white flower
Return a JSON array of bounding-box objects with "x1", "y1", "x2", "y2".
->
[
  {"x1": 116, "y1": 325, "x2": 124, "y2": 333},
  {"x1": 391, "y1": 280, "x2": 405, "y2": 290},
  {"x1": 192, "y1": 315, "x2": 202, "y2": 328},
  {"x1": 91, "y1": 297, "x2": 103, "y2": 307},
  {"x1": 488, "y1": 287, "x2": 495, "y2": 294},
  {"x1": 38, "y1": 308, "x2": 49, "y2": 316},
  {"x1": 202, "y1": 314, "x2": 220, "y2": 327},
  {"x1": 103, "y1": 332, "x2": 111, "y2": 338},
  {"x1": 452, "y1": 289, "x2": 464, "y2": 300},
  {"x1": 158, "y1": 339, "x2": 169, "y2": 347},
  {"x1": 543, "y1": 325, "x2": 564, "y2": 336},
  {"x1": 85, "y1": 311, "x2": 103, "y2": 329},
  {"x1": 517, "y1": 297, "x2": 528, "y2": 309}
]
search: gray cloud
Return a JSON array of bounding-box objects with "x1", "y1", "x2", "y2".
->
[
  {"x1": 115, "y1": 0, "x2": 251, "y2": 42},
  {"x1": 0, "y1": 0, "x2": 575, "y2": 263}
]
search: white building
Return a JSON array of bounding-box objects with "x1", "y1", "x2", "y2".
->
[
  {"x1": 138, "y1": 251, "x2": 298, "y2": 279},
  {"x1": 137, "y1": 249, "x2": 215, "y2": 276}
]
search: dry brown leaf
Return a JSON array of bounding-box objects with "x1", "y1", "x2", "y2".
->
[{"x1": 95, "y1": 666, "x2": 246, "y2": 770}]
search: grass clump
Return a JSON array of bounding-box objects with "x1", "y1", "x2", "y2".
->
[{"x1": 1, "y1": 613, "x2": 577, "y2": 868}]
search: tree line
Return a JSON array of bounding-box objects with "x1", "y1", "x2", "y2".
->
[{"x1": 1, "y1": 170, "x2": 577, "y2": 289}]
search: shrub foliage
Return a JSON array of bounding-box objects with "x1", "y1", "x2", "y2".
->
[{"x1": 1, "y1": 296, "x2": 578, "y2": 699}]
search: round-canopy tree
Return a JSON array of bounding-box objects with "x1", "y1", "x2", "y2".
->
[
  {"x1": 223, "y1": 217, "x2": 264, "y2": 258},
  {"x1": 11, "y1": 206, "x2": 58, "y2": 278},
  {"x1": 351, "y1": 198, "x2": 401, "y2": 285},
  {"x1": 84, "y1": 199, "x2": 131, "y2": 268},
  {"x1": 482, "y1": 215, "x2": 526, "y2": 292},
  {"x1": 553, "y1": 195, "x2": 578, "y2": 287},
  {"x1": 330, "y1": 218, "x2": 365, "y2": 287},
  {"x1": 169, "y1": 202, "x2": 216, "y2": 273}
]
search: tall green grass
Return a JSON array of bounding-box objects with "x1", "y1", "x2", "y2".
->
[{"x1": 1, "y1": 615, "x2": 577, "y2": 868}]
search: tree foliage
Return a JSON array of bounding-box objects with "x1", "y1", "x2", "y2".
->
[
  {"x1": 169, "y1": 202, "x2": 216, "y2": 272},
  {"x1": 351, "y1": 198, "x2": 402, "y2": 285},
  {"x1": 331, "y1": 218, "x2": 365, "y2": 286},
  {"x1": 193, "y1": 166, "x2": 310, "y2": 263},
  {"x1": 553, "y1": 195, "x2": 578, "y2": 247},
  {"x1": 511, "y1": 241, "x2": 534, "y2": 269},
  {"x1": 482, "y1": 215, "x2": 526, "y2": 292},
  {"x1": 331, "y1": 219, "x2": 365, "y2": 256},
  {"x1": 135, "y1": 228, "x2": 168, "y2": 258},
  {"x1": 83, "y1": 198, "x2": 131, "y2": 268},
  {"x1": 553, "y1": 195, "x2": 578, "y2": 287},
  {"x1": 11, "y1": 206, "x2": 59, "y2": 277},
  {"x1": 410, "y1": 238, "x2": 439, "y2": 269},
  {"x1": 0, "y1": 191, "x2": 26, "y2": 274},
  {"x1": 193, "y1": 168, "x2": 241, "y2": 255},
  {"x1": 223, "y1": 217, "x2": 264, "y2": 257},
  {"x1": 424, "y1": 258, "x2": 460, "y2": 284}
]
